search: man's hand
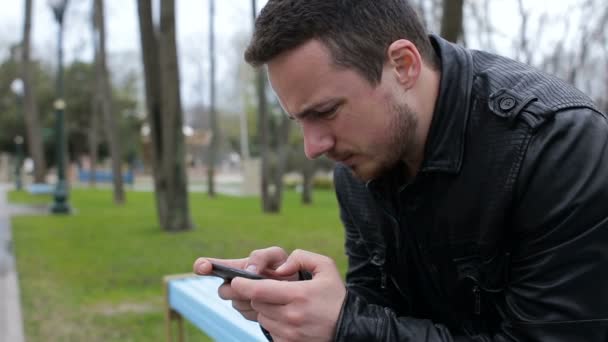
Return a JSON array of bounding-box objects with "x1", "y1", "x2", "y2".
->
[
  {"x1": 231, "y1": 249, "x2": 346, "y2": 342},
  {"x1": 193, "y1": 246, "x2": 298, "y2": 321}
]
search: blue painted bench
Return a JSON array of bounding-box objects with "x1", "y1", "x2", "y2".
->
[
  {"x1": 26, "y1": 183, "x2": 54, "y2": 195},
  {"x1": 78, "y1": 169, "x2": 134, "y2": 185},
  {"x1": 163, "y1": 274, "x2": 267, "y2": 342}
]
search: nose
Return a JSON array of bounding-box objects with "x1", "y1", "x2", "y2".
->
[{"x1": 302, "y1": 124, "x2": 335, "y2": 160}]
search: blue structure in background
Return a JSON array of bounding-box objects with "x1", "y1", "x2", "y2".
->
[{"x1": 77, "y1": 169, "x2": 134, "y2": 185}]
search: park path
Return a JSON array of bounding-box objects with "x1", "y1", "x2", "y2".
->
[{"x1": 0, "y1": 184, "x2": 46, "y2": 342}]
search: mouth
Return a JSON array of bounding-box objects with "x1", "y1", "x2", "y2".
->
[{"x1": 332, "y1": 154, "x2": 355, "y2": 166}]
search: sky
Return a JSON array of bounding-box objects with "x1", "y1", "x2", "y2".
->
[
  {"x1": 1, "y1": 0, "x2": 262, "y2": 113},
  {"x1": 0, "y1": 0, "x2": 588, "y2": 113}
]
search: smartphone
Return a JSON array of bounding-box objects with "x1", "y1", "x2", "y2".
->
[{"x1": 210, "y1": 262, "x2": 266, "y2": 281}]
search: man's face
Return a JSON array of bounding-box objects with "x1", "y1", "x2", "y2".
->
[{"x1": 267, "y1": 40, "x2": 419, "y2": 181}]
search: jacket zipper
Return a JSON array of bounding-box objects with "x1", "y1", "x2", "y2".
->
[
  {"x1": 473, "y1": 284, "x2": 481, "y2": 315},
  {"x1": 380, "y1": 268, "x2": 387, "y2": 289}
]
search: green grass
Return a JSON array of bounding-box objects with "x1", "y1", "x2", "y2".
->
[
  {"x1": 9, "y1": 189, "x2": 345, "y2": 342},
  {"x1": 8, "y1": 190, "x2": 54, "y2": 206}
]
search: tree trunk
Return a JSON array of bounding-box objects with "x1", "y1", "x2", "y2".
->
[
  {"x1": 159, "y1": 0, "x2": 192, "y2": 230},
  {"x1": 88, "y1": 92, "x2": 99, "y2": 187},
  {"x1": 440, "y1": 0, "x2": 464, "y2": 43},
  {"x1": 239, "y1": 109, "x2": 250, "y2": 161},
  {"x1": 21, "y1": 0, "x2": 47, "y2": 183},
  {"x1": 257, "y1": 67, "x2": 273, "y2": 212},
  {"x1": 137, "y1": 0, "x2": 192, "y2": 231},
  {"x1": 89, "y1": 3, "x2": 100, "y2": 188},
  {"x1": 251, "y1": 0, "x2": 274, "y2": 213},
  {"x1": 271, "y1": 114, "x2": 291, "y2": 210},
  {"x1": 301, "y1": 159, "x2": 314, "y2": 205},
  {"x1": 207, "y1": 0, "x2": 218, "y2": 197},
  {"x1": 137, "y1": 0, "x2": 166, "y2": 225},
  {"x1": 94, "y1": 0, "x2": 125, "y2": 204}
]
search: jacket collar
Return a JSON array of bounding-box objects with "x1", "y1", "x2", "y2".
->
[
  {"x1": 420, "y1": 35, "x2": 473, "y2": 174},
  {"x1": 366, "y1": 35, "x2": 473, "y2": 194}
]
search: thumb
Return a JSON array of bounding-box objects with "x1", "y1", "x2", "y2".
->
[{"x1": 275, "y1": 249, "x2": 332, "y2": 277}]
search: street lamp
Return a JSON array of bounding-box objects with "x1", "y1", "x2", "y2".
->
[
  {"x1": 48, "y1": 0, "x2": 71, "y2": 214},
  {"x1": 10, "y1": 78, "x2": 24, "y2": 97},
  {"x1": 10, "y1": 79, "x2": 25, "y2": 191},
  {"x1": 13, "y1": 136, "x2": 24, "y2": 190}
]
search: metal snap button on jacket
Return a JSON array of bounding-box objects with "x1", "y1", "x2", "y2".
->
[{"x1": 499, "y1": 96, "x2": 516, "y2": 111}]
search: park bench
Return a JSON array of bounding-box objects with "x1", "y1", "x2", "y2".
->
[
  {"x1": 77, "y1": 169, "x2": 134, "y2": 185},
  {"x1": 163, "y1": 274, "x2": 267, "y2": 342},
  {"x1": 26, "y1": 183, "x2": 53, "y2": 195}
]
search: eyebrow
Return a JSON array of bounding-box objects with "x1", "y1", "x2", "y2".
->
[{"x1": 290, "y1": 99, "x2": 341, "y2": 120}]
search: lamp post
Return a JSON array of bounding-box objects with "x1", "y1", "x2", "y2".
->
[
  {"x1": 48, "y1": 0, "x2": 70, "y2": 214},
  {"x1": 10, "y1": 79, "x2": 25, "y2": 191},
  {"x1": 13, "y1": 136, "x2": 24, "y2": 190}
]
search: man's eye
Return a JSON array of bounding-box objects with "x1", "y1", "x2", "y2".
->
[{"x1": 317, "y1": 106, "x2": 338, "y2": 118}]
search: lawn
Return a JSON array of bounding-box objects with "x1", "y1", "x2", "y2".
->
[{"x1": 9, "y1": 188, "x2": 345, "y2": 342}]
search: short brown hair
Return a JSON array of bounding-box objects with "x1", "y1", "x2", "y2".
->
[{"x1": 245, "y1": 0, "x2": 439, "y2": 85}]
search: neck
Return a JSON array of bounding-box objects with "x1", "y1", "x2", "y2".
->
[
  {"x1": 404, "y1": 64, "x2": 442, "y2": 177},
  {"x1": 420, "y1": 64, "x2": 442, "y2": 128}
]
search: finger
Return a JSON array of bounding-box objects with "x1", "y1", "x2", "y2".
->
[
  {"x1": 231, "y1": 277, "x2": 296, "y2": 305},
  {"x1": 245, "y1": 246, "x2": 287, "y2": 275},
  {"x1": 238, "y1": 309, "x2": 258, "y2": 322},
  {"x1": 257, "y1": 313, "x2": 293, "y2": 342},
  {"x1": 225, "y1": 299, "x2": 257, "y2": 321},
  {"x1": 249, "y1": 300, "x2": 286, "y2": 321},
  {"x1": 220, "y1": 289, "x2": 258, "y2": 322},
  {"x1": 275, "y1": 249, "x2": 334, "y2": 277},
  {"x1": 193, "y1": 257, "x2": 248, "y2": 275},
  {"x1": 231, "y1": 299, "x2": 254, "y2": 313},
  {"x1": 218, "y1": 283, "x2": 249, "y2": 301}
]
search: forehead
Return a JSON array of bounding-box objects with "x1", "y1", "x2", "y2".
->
[{"x1": 267, "y1": 40, "x2": 370, "y2": 115}]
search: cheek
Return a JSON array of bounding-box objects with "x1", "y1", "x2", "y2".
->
[
  {"x1": 336, "y1": 120, "x2": 387, "y2": 155},
  {"x1": 350, "y1": 115, "x2": 393, "y2": 143}
]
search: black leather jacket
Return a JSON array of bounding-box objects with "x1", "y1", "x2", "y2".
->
[{"x1": 332, "y1": 36, "x2": 608, "y2": 341}]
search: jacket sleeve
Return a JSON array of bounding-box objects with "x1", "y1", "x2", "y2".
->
[
  {"x1": 333, "y1": 108, "x2": 608, "y2": 342},
  {"x1": 501, "y1": 107, "x2": 608, "y2": 340}
]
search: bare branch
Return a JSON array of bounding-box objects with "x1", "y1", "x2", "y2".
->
[{"x1": 517, "y1": 0, "x2": 533, "y2": 65}]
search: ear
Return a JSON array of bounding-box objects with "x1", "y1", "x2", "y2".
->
[{"x1": 387, "y1": 39, "x2": 422, "y2": 90}]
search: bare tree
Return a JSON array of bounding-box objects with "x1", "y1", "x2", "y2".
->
[
  {"x1": 440, "y1": 0, "x2": 464, "y2": 43},
  {"x1": 410, "y1": 0, "x2": 428, "y2": 28},
  {"x1": 251, "y1": 0, "x2": 292, "y2": 213},
  {"x1": 272, "y1": 112, "x2": 291, "y2": 210},
  {"x1": 515, "y1": 0, "x2": 535, "y2": 65},
  {"x1": 207, "y1": 0, "x2": 218, "y2": 197},
  {"x1": 301, "y1": 158, "x2": 315, "y2": 205},
  {"x1": 88, "y1": 80, "x2": 99, "y2": 187},
  {"x1": 468, "y1": 0, "x2": 497, "y2": 52},
  {"x1": 20, "y1": 0, "x2": 47, "y2": 183},
  {"x1": 251, "y1": 0, "x2": 271, "y2": 212},
  {"x1": 431, "y1": 0, "x2": 443, "y2": 33},
  {"x1": 88, "y1": 0, "x2": 99, "y2": 188},
  {"x1": 137, "y1": 0, "x2": 193, "y2": 231},
  {"x1": 577, "y1": 1, "x2": 608, "y2": 105},
  {"x1": 93, "y1": 0, "x2": 125, "y2": 204},
  {"x1": 411, "y1": 0, "x2": 442, "y2": 33},
  {"x1": 566, "y1": 0, "x2": 600, "y2": 86}
]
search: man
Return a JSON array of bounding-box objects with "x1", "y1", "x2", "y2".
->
[{"x1": 194, "y1": 0, "x2": 608, "y2": 340}]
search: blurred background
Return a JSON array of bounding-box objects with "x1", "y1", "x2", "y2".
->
[
  {"x1": 0, "y1": 0, "x2": 606, "y2": 206},
  {"x1": 0, "y1": 0, "x2": 606, "y2": 341}
]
